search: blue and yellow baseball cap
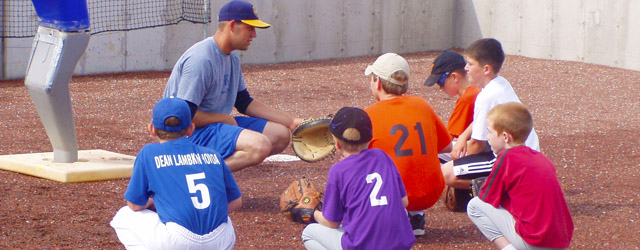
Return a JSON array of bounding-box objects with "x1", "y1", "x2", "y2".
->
[{"x1": 218, "y1": 0, "x2": 270, "y2": 28}]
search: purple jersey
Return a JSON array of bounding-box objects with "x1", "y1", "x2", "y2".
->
[{"x1": 323, "y1": 148, "x2": 415, "y2": 249}]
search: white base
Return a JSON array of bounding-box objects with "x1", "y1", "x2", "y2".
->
[
  {"x1": 263, "y1": 154, "x2": 301, "y2": 162},
  {"x1": 0, "y1": 149, "x2": 134, "y2": 183}
]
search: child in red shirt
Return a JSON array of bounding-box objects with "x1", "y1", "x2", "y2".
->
[{"x1": 467, "y1": 102, "x2": 573, "y2": 250}]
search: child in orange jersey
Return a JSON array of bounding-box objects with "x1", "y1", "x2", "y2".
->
[
  {"x1": 364, "y1": 53, "x2": 452, "y2": 236},
  {"x1": 424, "y1": 50, "x2": 482, "y2": 212},
  {"x1": 424, "y1": 50, "x2": 480, "y2": 141}
]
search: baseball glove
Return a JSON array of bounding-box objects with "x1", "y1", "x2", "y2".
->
[
  {"x1": 280, "y1": 177, "x2": 323, "y2": 224},
  {"x1": 470, "y1": 176, "x2": 488, "y2": 197},
  {"x1": 291, "y1": 118, "x2": 336, "y2": 162},
  {"x1": 442, "y1": 186, "x2": 472, "y2": 212}
]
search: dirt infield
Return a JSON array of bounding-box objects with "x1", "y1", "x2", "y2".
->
[{"x1": 1, "y1": 51, "x2": 639, "y2": 249}]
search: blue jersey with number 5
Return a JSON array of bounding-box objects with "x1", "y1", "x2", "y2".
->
[{"x1": 125, "y1": 137, "x2": 241, "y2": 235}]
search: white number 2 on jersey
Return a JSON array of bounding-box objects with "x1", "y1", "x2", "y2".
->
[
  {"x1": 186, "y1": 172, "x2": 211, "y2": 209},
  {"x1": 366, "y1": 172, "x2": 388, "y2": 207}
]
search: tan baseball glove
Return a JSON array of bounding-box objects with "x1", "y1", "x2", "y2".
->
[
  {"x1": 279, "y1": 177, "x2": 323, "y2": 224},
  {"x1": 291, "y1": 118, "x2": 336, "y2": 162}
]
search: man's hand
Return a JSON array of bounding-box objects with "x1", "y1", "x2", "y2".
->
[{"x1": 289, "y1": 118, "x2": 304, "y2": 131}]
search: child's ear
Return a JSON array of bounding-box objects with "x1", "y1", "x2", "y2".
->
[
  {"x1": 452, "y1": 72, "x2": 462, "y2": 84},
  {"x1": 148, "y1": 124, "x2": 157, "y2": 137},
  {"x1": 186, "y1": 123, "x2": 196, "y2": 137},
  {"x1": 332, "y1": 135, "x2": 342, "y2": 150},
  {"x1": 483, "y1": 64, "x2": 493, "y2": 75},
  {"x1": 502, "y1": 131, "x2": 512, "y2": 143},
  {"x1": 375, "y1": 78, "x2": 383, "y2": 90}
]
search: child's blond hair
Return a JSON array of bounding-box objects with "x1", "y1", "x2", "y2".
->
[{"x1": 487, "y1": 102, "x2": 533, "y2": 144}]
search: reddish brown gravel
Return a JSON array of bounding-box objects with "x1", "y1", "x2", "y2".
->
[{"x1": 1, "y1": 51, "x2": 639, "y2": 249}]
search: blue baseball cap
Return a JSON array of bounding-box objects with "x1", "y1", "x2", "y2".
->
[
  {"x1": 218, "y1": 0, "x2": 270, "y2": 28},
  {"x1": 152, "y1": 97, "x2": 192, "y2": 132},
  {"x1": 330, "y1": 107, "x2": 373, "y2": 144}
]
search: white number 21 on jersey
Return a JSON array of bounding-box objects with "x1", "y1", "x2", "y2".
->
[
  {"x1": 186, "y1": 172, "x2": 211, "y2": 209},
  {"x1": 366, "y1": 172, "x2": 388, "y2": 207}
]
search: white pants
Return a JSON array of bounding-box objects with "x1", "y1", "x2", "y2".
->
[
  {"x1": 466, "y1": 198, "x2": 564, "y2": 250},
  {"x1": 301, "y1": 223, "x2": 344, "y2": 250},
  {"x1": 110, "y1": 206, "x2": 235, "y2": 250}
]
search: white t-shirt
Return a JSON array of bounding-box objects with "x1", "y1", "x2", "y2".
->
[{"x1": 471, "y1": 76, "x2": 540, "y2": 151}]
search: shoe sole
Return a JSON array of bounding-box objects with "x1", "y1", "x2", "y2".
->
[{"x1": 413, "y1": 229, "x2": 425, "y2": 236}]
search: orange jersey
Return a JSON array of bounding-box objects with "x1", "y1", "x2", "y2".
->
[
  {"x1": 447, "y1": 85, "x2": 480, "y2": 137},
  {"x1": 366, "y1": 96, "x2": 452, "y2": 211}
]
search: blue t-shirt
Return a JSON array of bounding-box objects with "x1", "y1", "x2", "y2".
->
[
  {"x1": 164, "y1": 37, "x2": 246, "y2": 114},
  {"x1": 323, "y1": 148, "x2": 415, "y2": 250},
  {"x1": 125, "y1": 137, "x2": 242, "y2": 235}
]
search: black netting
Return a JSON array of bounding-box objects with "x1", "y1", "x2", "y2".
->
[{"x1": 1, "y1": 0, "x2": 210, "y2": 38}]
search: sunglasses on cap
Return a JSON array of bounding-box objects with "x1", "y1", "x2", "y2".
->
[{"x1": 437, "y1": 72, "x2": 450, "y2": 87}]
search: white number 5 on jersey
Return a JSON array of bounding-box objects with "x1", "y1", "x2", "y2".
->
[
  {"x1": 186, "y1": 172, "x2": 211, "y2": 209},
  {"x1": 366, "y1": 172, "x2": 388, "y2": 207}
]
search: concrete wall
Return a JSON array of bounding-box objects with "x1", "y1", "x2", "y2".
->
[
  {"x1": 1, "y1": 0, "x2": 639, "y2": 80},
  {"x1": 455, "y1": 0, "x2": 640, "y2": 70}
]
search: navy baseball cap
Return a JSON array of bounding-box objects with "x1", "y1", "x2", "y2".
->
[
  {"x1": 330, "y1": 107, "x2": 373, "y2": 144},
  {"x1": 218, "y1": 0, "x2": 270, "y2": 28},
  {"x1": 152, "y1": 97, "x2": 192, "y2": 132},
  {"x1": 424, "y1": 50, "x2": 466, "y2": 87}
]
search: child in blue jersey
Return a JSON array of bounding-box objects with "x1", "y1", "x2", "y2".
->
[
  {"x1": 301, "y1": 107, "x2": 415, "y2": 250},
  {"x1": 110, "y1": 97, "x2": 242, "y2": 250}
]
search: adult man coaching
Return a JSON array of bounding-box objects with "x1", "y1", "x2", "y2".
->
[{"x1": 164, "y1": 0, "x2": 302, "y2": 172}]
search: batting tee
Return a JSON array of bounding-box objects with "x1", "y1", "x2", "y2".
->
[{"x1": 0, "y1": 0, "x2": 134, "y2": 182}]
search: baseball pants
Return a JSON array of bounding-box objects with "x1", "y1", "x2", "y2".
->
[
  {"x1": 466, "y1": 197, "x2": 565, "y2": 250},
  {"x1": 301, "y1": 223, "x2": 344, "y2": 250},
  {"x1": 110, "y1": 206, "x2": 235, "y2": 250}
]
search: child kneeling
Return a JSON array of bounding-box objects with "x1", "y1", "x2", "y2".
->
[
  {"x1": 301, "y1": 107, "x2": 415, "y2": 250},
  {"x1": 467, "y1": 102, "x2": 573, "y2": 250}
]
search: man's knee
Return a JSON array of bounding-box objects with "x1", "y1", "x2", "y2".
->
[
  {"x1": 236, "y1": 131, "x2": 272, "y2": 163},
  {"x1": 264, "y1": 122, "x2": 291, "y2": 154},
  {"x1": 270, "y1": 130, "x2": 291, "y2": 154},
  {"x1": 248, "y1": 135, "x2": 272, "y2": 162}
]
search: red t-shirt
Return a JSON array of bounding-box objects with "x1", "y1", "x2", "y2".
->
[
  {"x1": 480, "y1": 146, "x2": 574, "y2": 248},
  {"x1": 447, "y1": 85, "x2": 480, "y2": 137},
  {"x1": 366, "y1": 96, "x2": 452, "y2": 211}
]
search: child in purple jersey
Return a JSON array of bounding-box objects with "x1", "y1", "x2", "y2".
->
[
  {"x1": 110, "y1": 97, "x2": 242, "y2": 250},
  {"x1": 301, "y1": 107, "x2": 415, "y2": 250}
]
